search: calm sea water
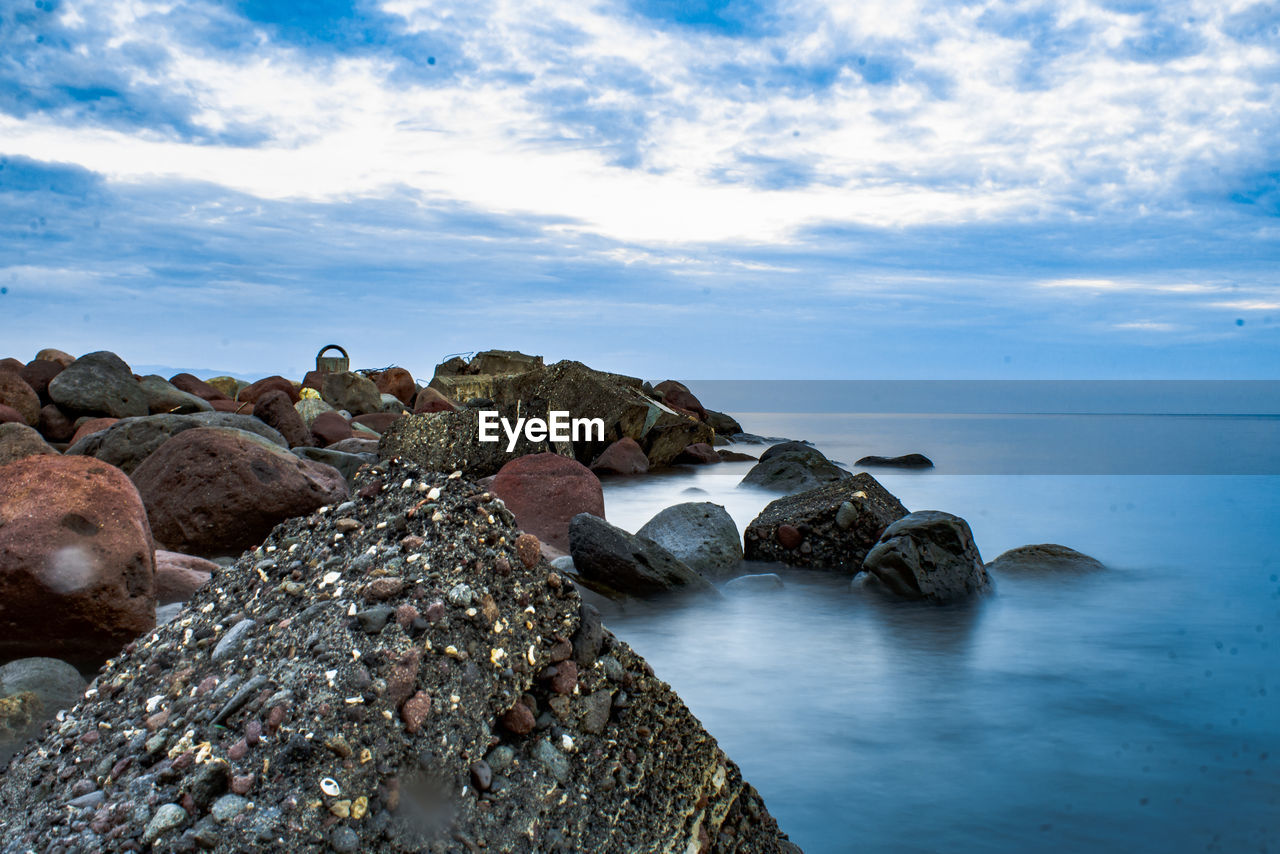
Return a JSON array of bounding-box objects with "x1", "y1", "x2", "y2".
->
[{"x1": 599, "y1": 412, "x2": 1280, "y2": 854}]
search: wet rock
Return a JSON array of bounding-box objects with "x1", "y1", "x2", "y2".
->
[
  {"x1": 155, "y1": 550, "x2": 217, "y2": 604},
  {"x1": 863, "y1": 510, "x2": 991, "y2": 601},
  {"x1": 47, "y1": 350, "x2": 148, "y2": 418},
  {"x1": 636, "y1": 502, "x2": 743, "y2": 581},
  {"x1": 744, "y1": 474, "x2": 907, "y2": 572},
  {"x1": 0, "y1": 454, "x2": 155, "y2": 666},
  {"x1": 0, "y1": 422, "x2": 57, "y2": 465},
  {"x1": 740, "y1": 442, "x2": 852, "y2": 492},
  {"x1": 321, "y1": 371, "x2": 381, "y2": 416},
  {"x1": 253, "y1": 389, "x2": 314, "y2": 448},
  {"x1": 717, "y1": 449, "x2": 757, "y2": 462},
  {"x1": 986, "y1": 543, "x2": 1105, "y2": 574},
  {"x1": 492, "y1": 453, "x2": 605, "y2": 551},
  {"x1": 0, "y1": 370, "x2": 39, "y2": 426},
  {"x1": 0, "y1": 658, "x2": 87, "y2": 765},
  {"x1": 675, "y1": 442, "x2": 720, "y2": 465},
  {"x1": 568, "y1": 513, "x2": 716, "y2": 598},
  {"x1": 588, "y1": 437, "x2": 649, "y2": 475},
  {"x1": 723, "y1": 573, "x2": 785, "y2": 594},
  {"x1": 706, "y1": 409, "x2": 743, "y2": 436},
  {"x1": 855, "y1": 453, "x2": 934, "y2": 468}
]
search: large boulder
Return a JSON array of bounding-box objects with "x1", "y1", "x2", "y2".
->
[
  {"x1": 0, "y1": 455, "x2": 156, "y2": 666},
  {"x1": 744, "y1": 474, "x2": 908, "y2": 571},
  {"x1": 69, "y1": 417, "x2": 117, "y2": 445},
  {"x1": 310, "y1": 410, "x2": 353, "y2": 446},
  {"x1": 706, "y1": 409, "x2": 743, "y2": 436},
  {"x1": 0, "y1": 423, "x2": 57, "y2": 465},
  {"x1": 374, "y1": 366, "x2": 416, "y2": 405},
  {"x1": 321, "y1": 371, "x2": 381, "y2": 416},
  {"x1": 0, "y1": 405, "x2": 24, "y2": 425},
  {"x1": 169, "y1": 373, "x2": 231, "y2": 402},
  {"x1": 65, "y1": 413, "x2": 287, "y2": 475},
  {"x1": 653, "y1": 379, "x2": 708, "y2": 420},
  {"x1": 862, "y1": 510, "x2": 991, "y2": 601},
  {"x1": 379, "y1": 403, "x2": 574, "y2": 478},
  {"x1": 0, "y1": 371, "x2": 39, "y2": 426},
  {"x1": 413, "y1": 386, "x2": 459, "y2": 413},
  {"x1": 295, "y1": 396, "x2": 335, "y2": 427},
  {"x1": 252, "y1": 389, "x2": 314, "y2": 449},
  {"x1": 740, "y1": 441, "x2": 851, "y2": 492},
  {"x1": 18, "y1": 359, "x2": 63, "y2": 404},
  {"x1": 637, "y1": 502, "x2": 744, "y2": 581},
  {"x1": 491, "y1": 453, "x2": 604, "y2": 551},
  {"x1": 986, "y1": 544, "x2": 1105, "y2": 574},
  {"x1": 568, "y1": 513, "x2": 715, "y2": 598},
  {"x1": 154, "y1": 550, "x2": 218, "y2": 604},
  {"x1": 0, "y1": 658, "x2": 87, "y2": 766},
  {"x1": 205, "y1": 375, "x2": 246, "y2": 399},
  {"x1": 131, "y1": 427, "x2": 349, "y2": 558},
  {"x1": 138, "y1": 375, "x2": 214, "y2": 414},
  {"x1": 351, "y1": 411, "x2": 404, "y2": 435},
  {"x1": 46, "y1": 351, "x2": 148, "y2": 418},
  {"x1": 589, "y1": 437, "x2": 649, "y2": 475},
  {"x1": 0, "y1": 460, "x2": 796, "y2": 853},
  {"x1": 237, "y1": 375, "x2": 298, "y2": 406}
]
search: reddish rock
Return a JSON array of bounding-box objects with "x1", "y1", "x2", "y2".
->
[
  {"x1": 776, "y1": 524, "x2": 802, "y2": 550},
  {"x1": 676, "y1": 442, "x2": 720, "y2": 465},
  {"x1": 38, "y1": 404, "x2": 76, "y2": 442},
  {"x1": 401, "y1": 691, "x2": 431, "y2": 734},
  {"x1": 70, "y1": 417, "x2": 118, "y2": 445},
  {"x1": 516, "y1": 533, "x2": 542, "y2": 568},
  {"x1": 413, "y1": 387, "x2": 458, "y2": 414},
  {"x1": 717, "y1": 450, "x2": 757, "y2": 462},
  {"x1": 209, "y1": 399, "x2": 254, "y2": 415},
  {"x1": 19, "y1": 359, "x2": 64, "y2": 402},
  {"x1": 363, "y1": 577, "x2": 404, "y2": 601},
  {"x1": 301, "y1": 370, "x2": 327, "y2": 392},
  {"x1": 154, "y1": 550, "x2": 218, "y2": 604},
  {"x1": 375, "y1": 367, "x2": 416, "y2": 405},
  {"x1": 351, "y1": 412, "x2": 403, "y2": 435},
  {"x1": 131, "y1": 427, "x2": 349, "y2": 557},
  {"x1": 0, "y1": 404, "x2": 24, "y2": 425},
  {"x1": 0, "y1": 371, "x2": 39, "y2": 426},
  {"x1": 654, "y1": 380, "x2": 708, "y2": 421},
  {"x1": 311, "y1": 411, "x2": 353, "y2": 446},
  {"x1": 501, "y1": 702, "x2": 535, "y2": 735},
  {"x1": 0, "y1": 358, "x2": 22, "y2": 373},
  {"x1": 35, "y1": 348, "x2": 75, "y2": 368},
  {"x1": 169, "y1": 374, "x2": 230, "y2": 402},
  {"x1": 0, "y1": 455, "x2": 156, "y2": 665},
  {"x1": 548, "y1": 660, "x2": 578, "y2": 695},
  {"x1": 386, "y1": 649, "x2": 421, "y2": 710},
  {"x1": 230, "y1": 775, "x2": 254, "y2": 795},
  {"x1": 237, "y1": 375, "x2": 299, "y2": 405},
  {"x1": 252, "y1": 389, "x2": 314, "y2": 449},
  {"x1": 492, "y1": 453, "x2": 604, "y2": 552},
  {"x1": 589, "y1": 437, "x2": 649, "y2": 476}
]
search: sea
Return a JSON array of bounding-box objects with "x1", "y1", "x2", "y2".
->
[{"x1": 596, "y1": 382, "x2": 1280, "y2": 854}]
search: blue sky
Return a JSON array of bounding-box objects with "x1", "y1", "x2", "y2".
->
[{"x1": 1, "y1": 0, "x2": 1277, "y2": 380}]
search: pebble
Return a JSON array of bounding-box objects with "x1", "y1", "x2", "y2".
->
[
  {"x1": 142, "y1": 803, "x2": 187, "y2": 845},
  {"x1": 532, "y1": 738, "x2": 570, "y2": 783},
  {"x1": 446, "y1": 583, "x2": 473, "y2": 607},
  {"x1": 501, "y1": 702, "x2": 535, "y2": 736},
  {"x1": 210, "y1": 794, "x2": 248, "y2": 823},
  {"x1": 211, "y1": 619, "x2": 257, "y2": 663},
  {"x1": 835, "y1": 500, "x2": 858, "y2": 530},
  {"x1": 515, "y1": 533, "x2": 541, "y2": 568},
  {"x1": 330, "y1": 826, "x2": 360, "y2": 853},
  {"x1": 66, "y1": 790, "x2": 104, "y2": 810},
  {"x1": 401, "y1": 691, "x2": 431, "y2": 734},
  {"x1": 355, "y1": 605, "x2": 395, "y2": 634},
  {"x1": 776, "y1": 524, "x2": 802, "y2": 549},
  {"x1": 486, "y1": 745, "x2": 515, "y2": 773},
  {"x1": 469, "y1": 760, "x2": 492, "y2": 792}
]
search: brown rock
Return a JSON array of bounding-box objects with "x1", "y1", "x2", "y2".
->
[
  {"x1": 252, "y1": 389, "x2": 314, "y2": 449},
  {"x1": 589, "y1": 437, "x2": 649, "y2": 476},
  {"x1": 131, "y1": 427, "x2": 349, "y2": 557},
  {"x1": 0, "y1": 423, "x2": 58, "y2": 465},
  {"x1": 351, "y1": 412, "x2": 403, "y2": 435},
  {"x1": 0, "y1": 404, "x2": 24, "y2": 425},
  {"x1": 515, "y1": 533, "x2": 541, "y2": 568},
  {"x1": 412, "y1": 387, "x2": 458, "y2": 414},
  {"x1": 154, "y1": 550, "x2": 218, "y2": 604},
  {"x1": 301, "y1": 370, "x2": 327, "y2": 392},
  {"x1": 34, "y1": 348, "x2": 75, "y2": 368},
  {"x1": 19, "y1": 360, "x2": 63, "y2": 402},
  {"x1": 70, "y1": 417, "x2": 117, "y2": 445},
  {"x1": 653, "y1": 380, "x2": 708, "y2": 421},
  {"x1": 675, "y1": 442, "x2": 720, "y2": 465},
  {"x1": 363, "y1": 577, "x2": 405, "y2": 601},
  {"x1": 0, "y1": 358, "x2": 23, "y2": 372},
  {"x1": 37, "y1": 404, "x2": 76, "y2": 442},
  {"x1": 401, "y1": 691, "x2": 431, "y2": 734},
  {"x1": 311, "y1": 411, "x2": 353, "y2": 446},
  {"x1": 237, "y1": 376, "x2": 299, "y2": 405},
  {"x1": 500, "y1": 701, "x2": 535, "y2": 735},
  {"x1": 385, "y1": 650, "x2": 421, "y2": 710},
  {"x1": 209, "y1": 399, "x2": 254, "y2": 414},
  {"x1": 548, "y1": 660, "x2": 578, "y2": 695},
  {"x1": 492, "y1": 453, "x2": 604, "y2": 551},
  {"x1": 0, "y1": 371, "x2": 39, "y2": 426},
  {"x1": 0, "y1": 455, "x2": 156, "y2": 666},
  {"x1": 375, "y1": 367, "x2": 416, "y2": 405},
  {"x1": 169, "y1": 374, "x2": 230, "y2": 402}
]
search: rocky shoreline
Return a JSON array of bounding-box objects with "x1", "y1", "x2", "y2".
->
[{"x1": 0, "y1": 346, "x2": 1104, "y2": 852}]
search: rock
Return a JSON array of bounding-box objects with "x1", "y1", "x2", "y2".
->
[
  {"x1": 206, "y1": 376, "x2": 245, "y2": 399},
  {"x1": 326, "y1": 437, "x2": 379, "y2": 455},
  {"x1": 532, "y1": 738, "x2": 570, "y2": 783},
  {"x1": 142, "y1": 803, "x2": 187, "y2": 845},
  {"x1": 653, "y1": 380, "x2": 708, "y2": 420},
  {"x1": 209, "y1": 398, "x2": 254, "y2": 415},
  {"x1": 169, "y1": 373, "x2": 231, "y2": 402},
  {"x1": 351, "y1": 412, "x2": 403, "y2": 435},
  {"x1": 374, "y1": 367, "x2": 416, "y2": 405},
  {"x1": 863, "y1": 510, "x2": 991, "y2": 601},
  {"x1": 588, "y1": 437, "x2": 649, "y2": 475},
  {"x1": 717, "y1": 450, "x2": 757, "y2": 462},
  {"x1": 132, "y1": 427, "x2": 349, "y2": 557},
  {"x1": 568, "y1": 513, "x2": 715, "y2": 598},
  {"x1": 380, "y1": 404, "x2": 574, "y2": 479},
  {"x1": 675, "y1": 442, "x2": 720, "y2": 465},
  {"x1": 292, "y1": 447, "x2": 376, "y2": 487},
  {"x1": 706, "y1": 409, "x2": 743, "y2": 435},
  {"x1": 0, "y1": 370, "x2": 39, "y2": 425},
  {"x1": 19, "y1": 359, "x2": 63, "y2": 403},
  {"x1": 36, "y1": 404, "x2": 75, "y2": 442},
  {"x1": 210, "y1": 794, "x2": 249, "y2": 823},
  {"x1": 321, "y1": 371, "x2": 381, "y2": 416},
  {"x1": 47, "y1": 351, "x2": 149, "y2": 418},
  {"x1": 723, "y1": 573, "x2": 785, "y2": 594},
  {"x1": 0, "y1": 423, "x2": 57, "y2": 465},
  {"x1": 636, "y1": 502, "x2": 744, "y2": 581},
  {"x1": 378, "y1": 393, "x2": 407, "y2": 413},
  {"x1": 295, "y1": 396, "x2": 335, "y2": 427},
  {"x1": 65, "y1": 413, "x2": 287, "y2": 475},
  {"x1": 137, "y1": 375, "x2": 213, "y2": 415},
  {"x1": 740, "y1": 441, "x2": 852, "y2": 492},
  {"x1": 253, "y1": 389, "x2": 314, "y2": 448},
  {"x1": 744, "y1": 474, "x2": 908, "y2": 571},
  {"x1": 237, "y1": 376, "x2": 298, "y2": 406},
  {"x1": 0, "y1": 455, "x2": 156, "y2": 666},
  {"x1": 0, "y1": 404, "x2": 24, "y2": 425},
  {"x1": 413, "y1": 387, "x2": 459, "y2": 413},
  {"x1": 986, "y1": 544, "x2": 1105, "y2": 574},
  {"x1": 211, "y1": 619, "x2": 257, "y2": 663},
  {"x1": 154, "y1": 550, "x2": 217, "y2": 604},
  {"x1": 310, "y1": 410, "x2": 353, "y2": 446},
  {"x1": 491, "y1": 453, "x2": 605, "y2": 551},
  {"x1": 34, "y1": 348, "x2": 74, "y2": 368},
  {"x1": 69, "y1": 416, "x2": 117, "y2": 445},
  {"x1": 855, "y1": 453, "x2": 934, "y2": 468},
  {"x1": 0, "y1": 658, "x2": 87, "y2": 765}
]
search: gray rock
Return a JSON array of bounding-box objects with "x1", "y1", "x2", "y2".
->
[
  {"x1": 47, "y1": 351, "x2": 148, "y2": 418},
  {"x1": 0, "y1": 657, "x2": 87, "y2": 764},
  {"x1": 723, "y1": 573, "x2": 785, "y2": 594},
  {"x1": 65, "y1": 413, "x2": 286, "y2": 474},
  {"x1": 636, "y1": 502, "x2": 743, "y2": 581},
  {"x1": 321, "y1": 372, "x2": 382, "y2": 417},
  {"x1": 330, "y1": 826, "x2": 360, "y2": 853},
  {"x1": 142, "y1": 803, "x2": 187, "y2": 845},
  {"x1": 986, "y1": 543, "x2": 1105, "y2": 574},
  {"x1": 0, "y1": 423, "x2": 57, "y2": 466},
  {"x1": 568, "y1": 513, "x2": 716, "y2": 599},
  {"x1": 67, "y1": 790, "x2": 104, "y2": 809},
  {"x1": 579, "y1": 689, "x2": 613, "y2": 734},
  {"x1": 740, "y1": 442, "x2": 851, "y2": 492},
  {"x1": 855, "y1": 453, "x2": 934, "y2": 468},
  {"x1": 291, "y1": 447, "x2": 376, "y2": 486},
  {"x1": 295, "y1": 397, "x2": 335, "y2": 428},
  {"x1": 379, "y1": 393, "x2": 408, "y2": 413},
  {"x1": 210, "y1": 794, "x2": 249, "y2": 823},
  {"x1": 863, "y1": 510, "x2": 991, "y2": 601},
  {"x1": 550, "y1": 555, "x2": 576, "y2": 574},
  {"x1": 532, "y1": 738, "x2": 570, "y2": 783},
  {"x1": 705, "y1": 409, "x2": 742, "y2": 436},
  {"x1": 326, "y1": 438, "x2": 380, "y2": 456},
  {"x1": 355, "y1": 605, "x2": 395, "y2": 634},
  {"x1": 138, "y1": 375, "x2": 214, "y2": 415},
  {"x1": 486, "y1": 745, "x2": 516, "y2": 773},
  {"x1": 155, "y1": 602, "x2": 185, "y2": 625},
  {"x1": 211, "y1": 619, "x2": 257, "y2": 663}
]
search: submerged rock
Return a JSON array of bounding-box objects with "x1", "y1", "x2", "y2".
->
[
  {"x1": 862, "y1": 510, "x2": 991, "y2": 602},
  {"x1": 740, "y1": 442, "x2": 851, "y2": 493},
  {"x1": 0, "y1": 460, "x2": 797, "y2": 853},
  {"x1": 568, "y1": 513, "x2": 717, "y2": 598},
  {"x1": 986, "y1": 543, "x2": 1105, "y2": 574},
  {"x1": 589, "y1": 437, "x2": 649, "y2": 475},
  {"x1": 855, "y1": 453, "x2": 934, "y2": 468},
  {"x1": 0, "y1": 658, "x2": 87, "y2": 766},
  {"x1": 636, "y1": 502, "x2": 744, "y2": 581}
]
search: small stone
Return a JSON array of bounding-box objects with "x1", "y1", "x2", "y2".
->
[
  {"x1": 334, "y1": 518, "x2": 361, "y2": 533},
  {"x1": 424, "y1": 600, "x2": 446, "y2": 622},
  {"x1": 835, "y1": 501, "x2": 857, "y2": 530},
  {"x1": 244, "y1": 719, "x2": 263, "y2": 746},
  {"x1": 330, "y1": 826, "x2": 360, "y2": 853},
  {"x1": 210, "y1": 794, "x2": 248, "y2": 823},
  {"x1": 211, "y1": 619, "x2": 257, "y2": 663},
  {"x1": 479, "y1": 594, "x2": 499, "y2": 626},
  {"x1": 532, "y1": 739, "x2": 570, "y2": 783},
  {"x1": 401, "y1": 690, "x2": 431, "y2": 734},
  {"x1": 400, "y1": 535, "x2": 424, "y2": 552},
  {"x1": 486, "y1": 745, "x2": 515, "y2": 773},
  {"x1": 446, "y1": 583, "x2": 473, "y2": 607},
  {"x1": 363, "y1": 577, "x2": 404, "y2": 601},
  {"x1": 227, "y1": 739, "x2": 248, "y2": 761},
  {"x1": 579, "y1": 689, "x2": 613, "y2": 734},
  {"x1": 394, "y1": 604, "x2": 419, "y2": 628},
  {"x1": 355, "y1": 605, "x2": 395, "y2": 634},
  {"x1": 230, "y1": 774, "x2": 254, "y2": 795},
  {"x1": 350, "y1": 795, "x2": 368, "y2": 820},
  {"x1": 515, "y1": 533, "x2": 541, "y2": 568},
  {"x1": 776, "y1": 524, "x2": 802, "y2": 549},
  {"x1": 325, "y1": 735, "x2": 353, "y2": 758},
  {"x1": 142, "y1": 803, "x2": 187, "y2": 845},
  {"x1": 329, "y1": 799, "x2": 352, "y2": 819},
  {"x1": 494, "y1": 556, "x2": 511, "y2": 576},
  {"x1": 549, "y1": 660, "x2": 577, "y2": 695},
  {"x1": 469, "y1": 760, "x2": 492, "y2": 792},
  {"x1": 501, "y1": 702, "x2": 535, "y2": 736}
]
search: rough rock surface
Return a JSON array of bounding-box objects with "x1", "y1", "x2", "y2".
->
[
  {"x1": 0, "y1": 460, "x2": 796, "y2": 854},
  {"x1": 637, "y1": 502, "x2": 744, "y2": 581},
  {"x1": 70, "y1": 417, "x2": 118, "y2": 445},
  {"x1": 412, "y1": 387, "x2": 458, "y2": 414},
  {"x1": 706, "y1": 410, "x2": 742, "y2": 436},
  {"x1": 47, "y1": 351, "x2": 149, "y2": 419},
  {"x1": 855, "y1": 453, "x2": 934, "y2": 469},
  {"x1": 0, "y1": 455, "x2": 156, "y2": 666},
  {"x1": 863, "y1": 510, "x2": 991, "y2": 601},
  {"x1": 322, "y1": 371, "x2": 382, "y2": 416},
  {"x1": 0, "y1": 371, "x2": 39, "y2": 426},
  {"x1": 138, "y1": 376, "x2": 214, "y2": 415},
  {"x1": 311, "y1": 411, "x2": 354, "y2": 446},
  {"x1": 18, "y1": 360, "x2": 63, "y2": 404},
  {"x1": 568, "y1": 513, "x2": 716, "y2": 598},
  {"x1": 740, "y1": 442, "x2": 852, "y2": 493},
  {"x1": 154, "y1": 551, "x2": 219, "y2": 604},
  {"x1": 237, "y1": 376, "x2": 299, "y2": 406},
  {"x1": 676, "y1": 442, "x2": 720, "y2": 465},
  {"x1": 653, "y1": 380, "x2": 708, "y2": 421},
  {"x1": 253, "y1": 390, "x2": 315, "y2": 449},
  {"x1": 0, "y1": 423, "x2": 58, "y2": 465},
  {"x1": 374, "y1": 368, "x2": 416, "y2": 406},
  {"x1": 380, "y1": 404, "x2": 573, "y2": 479},
  {"x1": 744, "y1": 475, "x2": 908, "y2": 572},
  {"x1": 66, "y1": 413, "x2": 287, "y2": 476},
  {"x1": 169, "y1": 374, "x2": 231, "y2": 403},
  {"x1": 352, "y1": 412, "x2": 404, "y2": 436},
  {"x1": 37, "y1": 404, "x2": 76, "y2": 442},
  {"x1": 291, "y1": 447, "x2": 377, "y2": 487},
  {"x1": 588, "y1": 437, "x2": 649, "y2": 475},
  {"x1": 295, "y1": 397, "x2": 336, "y2": 427},
  {"x1": 34, "y1": 348, "x2": 75, "y2": 368},
  {"x1": 491, "y1": 453, "x2": 605, "y2": 552},
  {"x1": 0, "y1": 405, "x2": 24, "y2": 425},
  {"x1": 986, "y1": 544, "x2": 1105, "y2": 574},
  {"x1": 132, "y1": 427, "x2": 349, "y2": 558}
]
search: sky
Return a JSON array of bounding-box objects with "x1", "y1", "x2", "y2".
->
[{"x1": 0, "y1": 0, "x2": 1277, "y2": 381}]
